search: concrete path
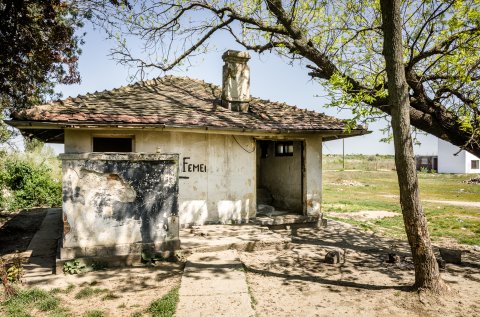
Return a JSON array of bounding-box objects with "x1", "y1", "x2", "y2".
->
[
  {"x1": 23, "y1": 208, "x2": 62, "y2": 283},
  {"x1": 176, "y1": 250, "x2": 255, "y2": 317}
]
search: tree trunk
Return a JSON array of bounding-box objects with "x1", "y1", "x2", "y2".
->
[{"x1": 380, "y1": 0, "x2": 448, "y2": 293}]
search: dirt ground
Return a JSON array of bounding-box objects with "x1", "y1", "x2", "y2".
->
[
  {"x1": 240, "y1": 221, "x2": 480, "y2": 317},
  {"x1": 1, "y1": 211, "x2": 479, "y2": 316}
]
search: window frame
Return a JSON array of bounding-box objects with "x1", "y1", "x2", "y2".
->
[
  {"x1": 274, "y1": 141, "x2": 294, "y2": 157},
  {"x1": 92, "y1": 135, "x2": 135, "y2": 153},
  {"x1": 471, "y1": 160, "x2": 480, "y2": 170}
]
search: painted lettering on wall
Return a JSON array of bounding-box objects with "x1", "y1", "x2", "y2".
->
[{"x1": 182, "y1": 157, "x2": 207, "y2": 173}]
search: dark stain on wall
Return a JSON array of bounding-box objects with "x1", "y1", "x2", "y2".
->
[{"x1": 62, "y1": 153, "x2": 179, "y2": 245}]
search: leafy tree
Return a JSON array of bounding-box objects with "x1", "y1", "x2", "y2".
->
[
  {"x1": 91, "y1": 0, "x2": 480, "y2": 157},
  {"x1": 0, "y1": 0, "x2": 83, "y2": 113},
  {"x1": 85, "y1": 0, "x2": 480, "y2": 293},
  {"x1": 380, "y1": 0, "x2": 447, "y2": 293}
]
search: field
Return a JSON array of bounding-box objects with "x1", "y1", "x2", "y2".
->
[{"x1": 322, "y1": 154, "x2": 480, "y2": 245}]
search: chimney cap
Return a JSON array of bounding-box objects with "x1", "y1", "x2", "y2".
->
[{"x1": 222, "y1": 50, "x2": 250, "y2": 62}]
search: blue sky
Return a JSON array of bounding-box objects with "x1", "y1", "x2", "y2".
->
[{"x1": 51, "y1": 23, "x2": 438, "y2": 155}]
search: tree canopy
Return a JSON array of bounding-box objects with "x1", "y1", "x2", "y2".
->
[
  {"x1": 0, "y1": 0, "x2": 84, "y2": 114},
  {"x1": 92, "y1": 0, "x2": 480, "y2": 156}
]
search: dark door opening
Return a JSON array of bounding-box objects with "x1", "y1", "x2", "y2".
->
[{"x1": 256, "y1": 140, "x2": 304, "y2": 216}]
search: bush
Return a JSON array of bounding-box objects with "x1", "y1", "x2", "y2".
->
[{"x1": 0, "y1": 143, "x2": 61, "y2": 211}]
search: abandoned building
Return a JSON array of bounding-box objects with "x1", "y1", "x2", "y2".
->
[{"x1": 7, "y1": 50, "x2": 368, "y2": 261}]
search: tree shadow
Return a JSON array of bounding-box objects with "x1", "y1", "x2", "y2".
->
[
  {"x1": 244, "y1": 264, "x2": 413, "y2": 291},
  {"x1": 0, "y1": 208, "x2": 48, "y2": 256}
]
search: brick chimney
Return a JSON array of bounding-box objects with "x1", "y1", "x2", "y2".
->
[{"x1": 222, "y1": 50, "x2": 251, "y2": 112}]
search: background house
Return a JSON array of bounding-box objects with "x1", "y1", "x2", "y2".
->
[{"x1": 438, "y1": 138, "x2": 480, "y2": 174}]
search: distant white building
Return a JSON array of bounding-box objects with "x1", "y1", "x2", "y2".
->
[{"x1": 438, "y1": 139, "x2": 480, "y2": 174}]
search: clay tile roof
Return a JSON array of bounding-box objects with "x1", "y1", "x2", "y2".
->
[{"x1": 11, "y1": 76, "x2": 366, "y2": 133}]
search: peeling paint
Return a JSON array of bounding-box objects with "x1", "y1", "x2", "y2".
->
[{"x1": 59, "y1": 153, "x2": 179, "y2": 259}]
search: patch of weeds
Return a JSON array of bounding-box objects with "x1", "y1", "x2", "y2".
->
[
  {"x1": 118, "y1": 303, "x2": 126, "y2": 309},
  {"x1": 101, "y1": 292, "x2": 120, "y2": 301},
  {"x1": 243, "y1": 267, "x2": 257, "y2": 311},
  {"x1": 1, "y1": 288, "x2": 65, "y2": 317},
  {"x1": 74, "y1": 287, "x2": 108, "y2": 300},
  {"x1": 83, "y1": 310, "x2": 105, "y2": 317},
  {"x1": 64, "y1": 283, "x2": 75, "y2": 293},
  {"x1": 37, "y1": 295, "x2": 59, "y2": 311},
  {"x1": 148, "y1": 286, "x2": 179, "y2": 317},
  {"x1": 247, "y1": 283, "x2": 257, "y2": 307},
  {"x1": 63, "y1": 259, "x2": 85, "y2": 275},
  {"x1": 1, "y1": 253, "x2": 24, "y2": 298},
  {"x1": 131, "y1": 311, "x2": 143, "y2": 317},
  {"x1": 49, "y1": 287, "x2": 62, "y2": 295}
]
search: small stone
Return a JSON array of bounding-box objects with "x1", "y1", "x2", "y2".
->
[
  {"x1": 387, "y1": 253, "x2": 401, "y2": 263},
  {"x1": 324, "y1": 250, "x2": 344, "y2": 264},
  {"x1": 439, "y1": 248, "x2": 462, "y2": 264}
]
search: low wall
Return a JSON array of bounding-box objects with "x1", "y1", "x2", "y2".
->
[{"x1": 59, "y1": 153, "x2": 179, "y2": 261}]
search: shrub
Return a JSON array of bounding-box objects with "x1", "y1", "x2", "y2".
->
[{"x1": 0, "y1": 144, "x2": 61, "y2": 211}]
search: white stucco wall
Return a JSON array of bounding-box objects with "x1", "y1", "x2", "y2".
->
[
  {"x1": 465, "y1": 151, "x2": 480, "y2": 174},
  {"x1": 64, "y1": 129, "x2": 324, "y2": 224},
  {"x1": 438, "y1": 138, "x2": 480, "y2": 174}
]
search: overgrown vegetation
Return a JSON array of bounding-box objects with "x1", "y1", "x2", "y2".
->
[
  {"x1": 0, "y1": 141, "x2": 61, "y2": 211},
  {"x1": 148, "y1": 286, "x2": 179, "y2": 317},
  {"x1": 63, "y1": 259, "x2": 86, "y2": 275}
]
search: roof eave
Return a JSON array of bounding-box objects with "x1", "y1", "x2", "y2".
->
[{"x1": 6, "y1": 120, "x2": 369, "y2": 143}]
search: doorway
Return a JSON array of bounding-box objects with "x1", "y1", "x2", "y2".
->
[{"x1": 256, "y1": 140, "x2": 304, "y2": 216}]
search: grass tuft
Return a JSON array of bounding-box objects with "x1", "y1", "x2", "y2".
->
[
  {"x1": 101, "y1": 292, "x2": 120, "y2": 301},
  {"x1": 83, "y1": 310, "x2": 105, "y2": 317},
  {"x1": 1, "y1": 288, "x2": 65, "y2": 317},
  {"x1": 74, "y1": 287, "x2": 108, "y2": 300},
  {"x1": 148, "y1": 286, "x2": 179, "y2": 317}
]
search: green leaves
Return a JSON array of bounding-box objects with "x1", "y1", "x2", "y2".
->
[{"x1": 0, "y1": 0, "x2": 83, "y2": 113}]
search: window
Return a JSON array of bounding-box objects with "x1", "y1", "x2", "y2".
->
[
  {"x1": 275, "y1": 141, "x2": 294, "y2": 156},
  {"x1": 472, "y1": 160, "x2": 479, "y2": 170},
  {"x1": 93, "y1": 137, "x2": 133, "y2": 152},
  {"x1": 421, "y1": 158, "x2": 428, "y2": 164}
]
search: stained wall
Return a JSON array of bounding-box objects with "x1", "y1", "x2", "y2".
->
[{"x1": 59, "y1": 153, "x2": 179, "y2": 259}]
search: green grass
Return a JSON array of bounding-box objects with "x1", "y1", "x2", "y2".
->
[
  {"x1": 148, "y1": 287, "x2": 179, "y2": 317},
  {"x1": 102, "y1": 292, "x2": 120, "y2": 301},
  {"x1": 322, "y1": 162, "x2": 480, "y2": 245},
  {"x1": 1, "y1": 288, "x2": 69, "y2": 317},
  {"x1": 74, "y1": 287, "x2": 108, "y2": 300},
  {"x1": 84, "y1": 310, "x2": 105, "y2": 317}
]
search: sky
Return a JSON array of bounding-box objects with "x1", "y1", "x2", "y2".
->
[{"x1": 48, "y1": 23, "x2": 438, "y2": 155}]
